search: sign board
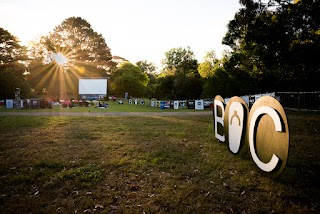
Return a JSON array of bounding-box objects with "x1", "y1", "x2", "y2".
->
[
  {"x1": 174, "y1": 101, "x2": 179, "y2": 109},
  {"x1": 213, "y1": 95, "x2": 289, "y2": 178},
  {"x1": 195, "y1": 99, "x2": 204, "y2": 110},
  {"x1": 6, "y1": 99, "x2": 13, "y2": 109}
]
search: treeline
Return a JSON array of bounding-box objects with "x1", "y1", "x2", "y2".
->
[{"x1": 0, "y1": 0, "x2": 319, "y2": 100}]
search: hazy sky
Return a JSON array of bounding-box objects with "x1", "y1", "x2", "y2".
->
[{"x1": 0, "y1": 0, "x2": 241, "y2": 68}]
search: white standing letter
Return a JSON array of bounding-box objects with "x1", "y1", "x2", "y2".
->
[
  {"x1": 214, "y1": 100, "x2": 225, "y2": 142},
  {"x1": 249, "y1": 106, "x2": 282, "y2": 172}
]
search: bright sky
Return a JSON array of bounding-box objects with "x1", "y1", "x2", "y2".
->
[{"x1": 0, "y1": 0, "x2": 241, "y2": 69}]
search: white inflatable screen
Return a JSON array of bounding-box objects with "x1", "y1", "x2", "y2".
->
[{"x1": 79, "y1": 79, "x2": 107, "y2": 94}]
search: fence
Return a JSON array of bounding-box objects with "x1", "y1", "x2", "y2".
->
[
  {"x1": 275, "y1": 92, "x2": 320, "y2": 111},
  {"x1": 225, "y1": 92, "x2": 319, "y2": 111}
]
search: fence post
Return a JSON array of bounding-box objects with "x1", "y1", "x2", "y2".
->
[{"x1": 297, "y1": 92, "x2": 300, "y2": 111}]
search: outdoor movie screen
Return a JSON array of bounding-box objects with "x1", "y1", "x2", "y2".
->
[{"x1": 78, "y1": 79, "x2": 107, "y2": 95}]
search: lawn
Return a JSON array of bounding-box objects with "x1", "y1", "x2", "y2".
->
[{"x1": 0, "y1": 110, "x2": 319, "y2": 213}]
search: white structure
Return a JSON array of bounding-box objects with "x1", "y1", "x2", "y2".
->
[{"x1": 78, "y1": 78, "x2": 108, "y2": 100}]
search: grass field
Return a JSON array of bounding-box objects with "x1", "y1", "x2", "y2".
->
[{"x1": 0, "y1": 110, "x2": 319, "y2": 213}]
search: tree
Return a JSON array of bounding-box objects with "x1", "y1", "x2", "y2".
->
[
  {"x1": 159, "y1": 47, "x2": 200, "y2": 99},
  {"x1": 0, "y1": 27, "x2": 29, "y2": 99},
  {"x1": 110, "y1": 62, "x2": 149, "y2": 97},
  {"x1": 31, "y1": 17, "x2": 114, "y2": 74},
  {"x1": 278, "y1": 0, "x2": 320, "y2": 90},
  {"x1": 155, "y1": 72, "x2": 175, "y2": 99},
  {"x1": 162, "y1": 46, "x2": 198, "y2": 73},
  {"x1": 136, "y1": 60, "x2": 157, "y2": 74},
  {"x1": 203, "y1": 50, "x2": 219, "y2": 67},
  {"x1": 136, "y1": 60, "x2": 158, "y2": 97},
  {"x1": 198, "y1": 61, "x2": 214, "y2": 79},
  {"x1": 222, "y1": 0, "x2": 320, "y2": 92},
  {"x1": 0, "y1": 28, "x2": 26, "y2": 64},
  {"x1": 27, "y1": 17, "x2": 115, "y2": 98},
  {"x1": 182, "y1": 72, "x2": 203, "y2": 99},
  {"x1": 198, "y1": 50, "x2": 220, "y2": 79}
]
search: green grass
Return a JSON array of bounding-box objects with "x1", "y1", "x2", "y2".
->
[{"x1": 0, "y1": 111, "x2": 319, "y2": 213}]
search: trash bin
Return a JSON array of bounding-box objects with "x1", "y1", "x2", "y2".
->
[{"x1": 160, "y1": 101, "x2": 165, "y2": 109}]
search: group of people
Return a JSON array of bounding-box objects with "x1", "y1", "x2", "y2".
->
[{"x1": 98, "y1": 102, "x2": 109, "y2": 108}]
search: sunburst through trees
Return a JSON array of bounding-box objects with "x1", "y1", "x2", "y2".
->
[{"x1": 27, "y1": 17, "x2": 115, "y2": 99}]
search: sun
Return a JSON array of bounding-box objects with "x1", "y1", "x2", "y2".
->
[{"x1": 53, "y1": 52, "x2": 68, "y2": 66}]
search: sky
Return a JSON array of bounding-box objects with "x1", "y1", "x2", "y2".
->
[{"x1": 0, "y1": 0, "x2": 241, "y2": 69}]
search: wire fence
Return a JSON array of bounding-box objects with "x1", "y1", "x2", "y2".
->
[
  {"x1": 225, "y1": 91, "x2": 320, "y2": 111},
  {"x1": 275, "y1": 92, "x2": 320, "y2": 111}
]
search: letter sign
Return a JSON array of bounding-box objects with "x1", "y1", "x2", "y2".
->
[
  {"x1": 213, "y1": 96, "x2": 225, "y2": 142},
  {"x1": 214, "y1": 95, "x2": 289, "y2": 178},
  {"x1": 248, "y1": 96, "x2": 289, "y2": 178},
  {"x1": 224, "y1": 97, "x2": 249, "y2": 157}
]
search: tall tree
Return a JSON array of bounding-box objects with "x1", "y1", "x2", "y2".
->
[
  {"x1": 198, "y1": 50, "x2": 220, "y2": 79},
  {"x1": 136, "y1": 60, "x2": 158, "y2": 97},
  {"x1": 0, "y1": 27, "x2": 29, "y2": 99},
  {"x1": 223, "y1": 0, "x2": 320, "y2": 92},
  {"x1": 155, "y1": 72, "x2": 175, "y2": 99},
  {"x1": 110, "y1": 62, "x2": 149, "y2": 97},
  {"x1": 203, "y1": 50, "x2": 219, "y2": 67},
  {"x1": 160, "y1": 47, "x2": 200, "y2": 99},
  {"x1": 27, "y1": 17, "x2": 115, "y2": 98},
  {"x1": 0, "y1": 28, "x2": 26, "y2": 64},
  {"x1": 162, "y1": 46, "x2": 198, "y2": 74},
  {"x1": 136, "y1": 60, "x2": 157, "y2": 74}
]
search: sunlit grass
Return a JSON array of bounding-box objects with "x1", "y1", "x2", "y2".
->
[{"x1": 0, "y1": 111, "x2": 319, "y2": 213}]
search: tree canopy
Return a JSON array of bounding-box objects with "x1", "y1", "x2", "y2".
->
[
  {"x1": 198, "y1": 50, "x2": 220, "y2": 79},
  {"x1": 25, "y1": 17, "x2": 116, "y2": 98},
  {"x1": 29, "y1": 17, "x2": 115, "y2": 77},
  {"x1": 136, "y1": 60, "x2": 157, "y2": 74},
  {"x1": 110, "y1": 62, "x2": 149, "y2": 97},
  {"x1": 0, "y1": 28, "x2": 26, "y2": 65},
  {"x1": 157, "y1": 47, "x2": 201, "y2": 99},
  {"x1": 162, "y1": 46, "x2": 198, "y2": 74},
  {"x1": 222, "y1": 0, "x2": 320, "y2": 92},
  {"x1": 0, "y1": 28, "x2": 29, "y2": 99}
]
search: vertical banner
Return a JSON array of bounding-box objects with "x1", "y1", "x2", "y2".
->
[
  {"x1": 174, "y1": 101, "x2": 179, "y2": 109},
  {"x1": 6, "y1": 99, "x2": 14, "y2": 109},
  {"x1": 195, "y1": 100, "x2": 204, "y2": 110}
]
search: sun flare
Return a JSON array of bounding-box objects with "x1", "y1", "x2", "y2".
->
[
  {"x1": 29, "y1": 44, "x2": 101, "y2": 100},
  {"x1": 53, "y1": 52, "x2": 68, "y2": 66}
]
